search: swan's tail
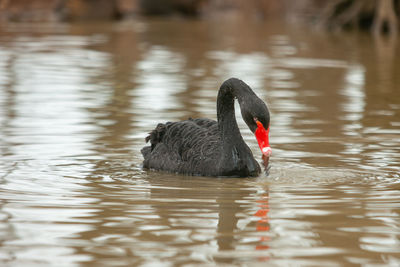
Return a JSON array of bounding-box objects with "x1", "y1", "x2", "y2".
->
[{"x1": 144, "y1": 123, "x2": 167, "y2": 151}]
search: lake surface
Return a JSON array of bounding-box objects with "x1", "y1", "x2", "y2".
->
[{"x1": 0, "y1": 18, "x2": 399, "y2": 266}]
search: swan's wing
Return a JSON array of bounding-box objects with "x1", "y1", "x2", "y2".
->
[{"x1": 142, "y1": 119, "x2": 221, "y2": 175}]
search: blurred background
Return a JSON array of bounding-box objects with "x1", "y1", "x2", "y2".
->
[{"x1": 0, "y1": 0, "x2": 399, "y2": 36}]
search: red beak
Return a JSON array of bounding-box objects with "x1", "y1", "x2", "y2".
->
[{"x1": 255, "y1": 120, "x2": 272, "y2": 157}]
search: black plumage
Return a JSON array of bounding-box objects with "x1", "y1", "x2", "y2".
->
[{"x1": 141, "y1": 78, "x2": 270, "y2": 177}]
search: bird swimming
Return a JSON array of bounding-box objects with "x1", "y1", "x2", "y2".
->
[{"x1": 141, "y1": 78, "x2": 271, "y2": 177}]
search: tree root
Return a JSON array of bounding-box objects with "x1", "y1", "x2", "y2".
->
[
  {"x1": 372, "y1": 0, "x2": 398, "y2": 36},
  {"x1": 318, "y1": 0, "x2": 399, "y2": 36}
]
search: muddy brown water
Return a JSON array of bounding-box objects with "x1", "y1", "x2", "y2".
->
[{"x1": 0, "y1": 19, "x2": 399, "y2": 266}]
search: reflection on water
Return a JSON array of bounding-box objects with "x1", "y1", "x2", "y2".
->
[{"x1": 0, "y1": 19, "x2": 399, "y2": 266}]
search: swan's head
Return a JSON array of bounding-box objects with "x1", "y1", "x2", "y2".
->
[{"x1": 240, "y1": 98, "x2": 271, "y2": 157}]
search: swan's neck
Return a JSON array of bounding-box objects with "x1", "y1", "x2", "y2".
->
[
  {"x1": 217, "y1": 81, "x2": 248, "y2": 155},
  {"x1": 215, "y1": 78, "x2": 262, "y2": 176}
]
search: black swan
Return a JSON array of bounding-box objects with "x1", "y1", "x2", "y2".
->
[{"x1": 141, "y1": 78, "x2": 271, "y2": 177}]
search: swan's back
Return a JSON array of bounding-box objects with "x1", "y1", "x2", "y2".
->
[{"x1": 141, "y1": 118, "x2": 222, "y2": 176}]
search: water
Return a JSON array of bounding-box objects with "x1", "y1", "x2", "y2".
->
[{"x1": 0, "y1": 19, "x2": 399, "y2": 266}]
